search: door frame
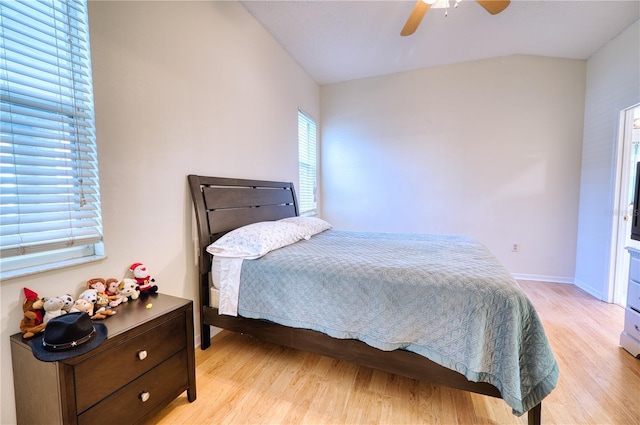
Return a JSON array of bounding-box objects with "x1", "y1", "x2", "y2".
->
[{"x1": 609, "y1": 104, "x2": 640, "y2": 305}]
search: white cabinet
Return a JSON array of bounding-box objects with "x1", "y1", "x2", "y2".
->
[{"x1": 621, "y1": 248, "x2": 640, "y2": 357}]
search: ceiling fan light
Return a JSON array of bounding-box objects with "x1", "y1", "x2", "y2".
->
[{"x1": 428, "y1": 0, "x2": 453, "y2": 9}]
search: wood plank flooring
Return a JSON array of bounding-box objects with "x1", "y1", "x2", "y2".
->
[{"x1": 145, "y1": 281, "x2": 640, "y2": 424}]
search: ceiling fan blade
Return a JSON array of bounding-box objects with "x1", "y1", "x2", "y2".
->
[
  {"x1": 401, "y1": 1, "x2": 431, "y2": 36},
  {"x1": 476, "y1": 0, "x2": 510, "y2": 15}
]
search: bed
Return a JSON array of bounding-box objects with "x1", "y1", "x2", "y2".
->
[{"x1": 188, "y1": 174, "x2": 558, "y2": 425}]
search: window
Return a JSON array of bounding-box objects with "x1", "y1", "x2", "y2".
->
[
  {"x1": 0, "y1": 0, "x2": 103, "y2": 279},
  {"x1": 298, "y1": 110, "x2": 317, "y2": 216}
]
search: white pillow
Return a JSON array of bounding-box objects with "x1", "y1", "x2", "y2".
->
[
  {"x1": 279, "y1": 216, "x2": 332, "y2": 240},
  {"x1": 206, "y1": 221, "x2": 306, "y2": 259}
]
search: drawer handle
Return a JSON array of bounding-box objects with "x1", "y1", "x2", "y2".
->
[
  {"x1": 140, "y1": 391, "x2": 150, "y2": 402},
  {"x1": 138, "y1": 350, "x2": 147, "y2": 360},
  {"x1": 635, "y1": 325, "x2": 640, "y2": 333}
]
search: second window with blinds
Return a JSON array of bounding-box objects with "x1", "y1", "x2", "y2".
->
[{"x1": 297, "y1": 110, "x2": 317, "y2": 216}]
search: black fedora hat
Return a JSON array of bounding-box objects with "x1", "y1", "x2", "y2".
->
[{"x1": 28, "y1": 312, "x2": 107, "y2": 362}]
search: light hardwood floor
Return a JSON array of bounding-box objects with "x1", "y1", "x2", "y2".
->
[{"x1": 146, "y1": 281, "x2": 640, "y2": 424}]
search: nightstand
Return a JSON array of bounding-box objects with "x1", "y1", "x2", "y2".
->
[{"x1": 10, "y1": 293, "x2": 196, "y2": 425}]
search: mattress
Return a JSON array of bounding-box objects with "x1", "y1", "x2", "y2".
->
[
  {"x1": 210, "y1": 287, "x2": 220, "y2": 309},
  {"x1": 211, "y1": 256, "x2": 221, "y2": 289}
]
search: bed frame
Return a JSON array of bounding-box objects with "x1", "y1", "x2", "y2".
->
[{"x1": 188, "y1": 174, "x2": 542, "y2": 425}]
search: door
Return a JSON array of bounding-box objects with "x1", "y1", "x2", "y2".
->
[{"x1": 611, "y1": 104, "x2": 640, "y2": 306}]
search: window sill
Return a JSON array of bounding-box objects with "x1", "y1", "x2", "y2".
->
[{"x1": 0, "y1": 254, "x2": 107, "y2": 281}]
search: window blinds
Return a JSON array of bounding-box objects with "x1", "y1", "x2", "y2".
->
[
  {"x1": 298, "y1": 110, "x2": 317, "y2": 216},
  {"x1": 0, "y1": 0, "x2": 102, "y2": 268}
]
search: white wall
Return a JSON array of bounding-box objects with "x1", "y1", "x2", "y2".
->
[
  {"x1": 0, "y1": 2, "x2": 319, "y2": 423},
  {"x1": 575, "y1": 20, "x2": 640, "y2": 300},
  {"x1": 320, "y1": 55, "x2": 586, "y2": 280}
]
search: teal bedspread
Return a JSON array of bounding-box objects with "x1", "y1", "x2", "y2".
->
[{"x1": 237, "y1": 230, "x2": 558, "y2": 415}]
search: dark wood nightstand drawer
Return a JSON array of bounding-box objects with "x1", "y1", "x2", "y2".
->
[
  {"x1": 75, "y1": 313, "x2": 187, "y2": 413},
  {"x1": 78, "y1": 350, "x2": 189, "y2": 425}
]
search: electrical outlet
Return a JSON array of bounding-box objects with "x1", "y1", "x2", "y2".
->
[{"x1": 512, "y1": 243, "x2": 519, "y2": 252}]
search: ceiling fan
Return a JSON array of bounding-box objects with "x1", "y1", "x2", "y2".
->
[{"x1": 401, "y1": 0, "x2": 511, "y2": 36}]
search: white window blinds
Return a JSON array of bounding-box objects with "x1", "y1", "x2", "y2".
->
[
  {"x1": 298, "y1": 110, "x2": 317, "y2": 216},
  {"x1": 0, "y1": 0, "x2": 102, "y2": 277}
]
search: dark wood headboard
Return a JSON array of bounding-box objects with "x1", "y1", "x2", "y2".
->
[{"x1": 187, "y1": 175, "x2": 299, "y2": 325}]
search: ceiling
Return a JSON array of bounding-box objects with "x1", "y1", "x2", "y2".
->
[{"x1": 240, "y1": 0, "x2": 640, "y2": 85}]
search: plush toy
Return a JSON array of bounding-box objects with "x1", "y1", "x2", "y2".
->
[
  {"x1": 59, "y1": 294, "x2": 74, "y2": 313},
  {"x1": 118, "y1": 278, "x2": 140, "y2": 301},
  {"x1": 96, "y1": 291, "x2": 110, "y2": 309},
  {"x1": 129, "y1": 263, "x2": 158, "y2": 295},
  {"x1": 105, "y1": 278, "x2": 126, "y2": 307},
  {"x1": 68, "y1": 298, "x2": 111, "y2": 319},
  {"x1": 43, "y1": 296, "x2": 66, "y2": 324},
  {"x1": 20, "y1": 309, "x2": 45, "y2": 339},
  {"x1": 91, "y1": 306, "x2": 116, "y2": 320},
  {"x1": 22, "y1": 288, "x2": 44, "y2": 324},
  {"x1": 86, "y1": 278, "x2": 111, "y2": 310},
  {"x1": 78, "y1": 286, "x2": 116, "y2": 319},
  {"x1": 19, "y1": 288, "x2": 46, "y2": 339},
  {"x1": 69, "y1": 299, "x2": 93, "y2": 314},
  {"x1": 77, "y1": 288, "x2": 98, "y2": 314}
]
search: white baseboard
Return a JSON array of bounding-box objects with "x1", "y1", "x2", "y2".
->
[
  {"x1": 514, "y1": 275, "x2": 608, "y2": 301},
  {"x1": 573, "y1": 277, "x2": 606, "y2": 301},
  {"x1": 512, "y1": 273, "x2": 574, "y2": 284}
]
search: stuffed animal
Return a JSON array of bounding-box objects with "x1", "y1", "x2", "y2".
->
[
  {"x1": 129, "y1": 263, "x2": 158, "y2": 295},
  {"x1": 96, "y1": 291, "x2": 110, "y2": 310},
  {"x1": 78, "y1": 286, "x2": 116, "y2": 319},
  {"x1": 69, "y1": 299, "x2": 93, "y2": 314},
  {"x1": 105, "y1": 278, "x2": 126, "y2": 307},
  {"x1": 22, "y1": 288, "x2": 44, "y2": 324},
  {"x1": 20, "y1": 309, "x2": 45, "y2": 339},
  {"x1": 19, "y1": 288, "x2": 46, "y2": 339},
  {"x1": 67, "y1": 298, "x2": 111, "y2": 319},
  {"x1": 91, "y1": 307, "x2": 116, "y2": 320},
  {"x1": 77, "y1": 288, "x2": 98, "y2": 314},
  {"x1": 59, "y1": 294, "x2": 74, "y2": 313},
  {"x1": 118, "y1": 278, "x2": 140, "y2": 301},
  {"x1": 86, "y1": 278, "x2": 111, "y2": 310},
  {"x1": 43, "y1": 296, "x2": 66, "y2": 324}
]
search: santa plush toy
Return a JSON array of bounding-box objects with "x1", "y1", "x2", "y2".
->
[{"x1": 129, "y1": 263, "x2": 158, "y2": 295}]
